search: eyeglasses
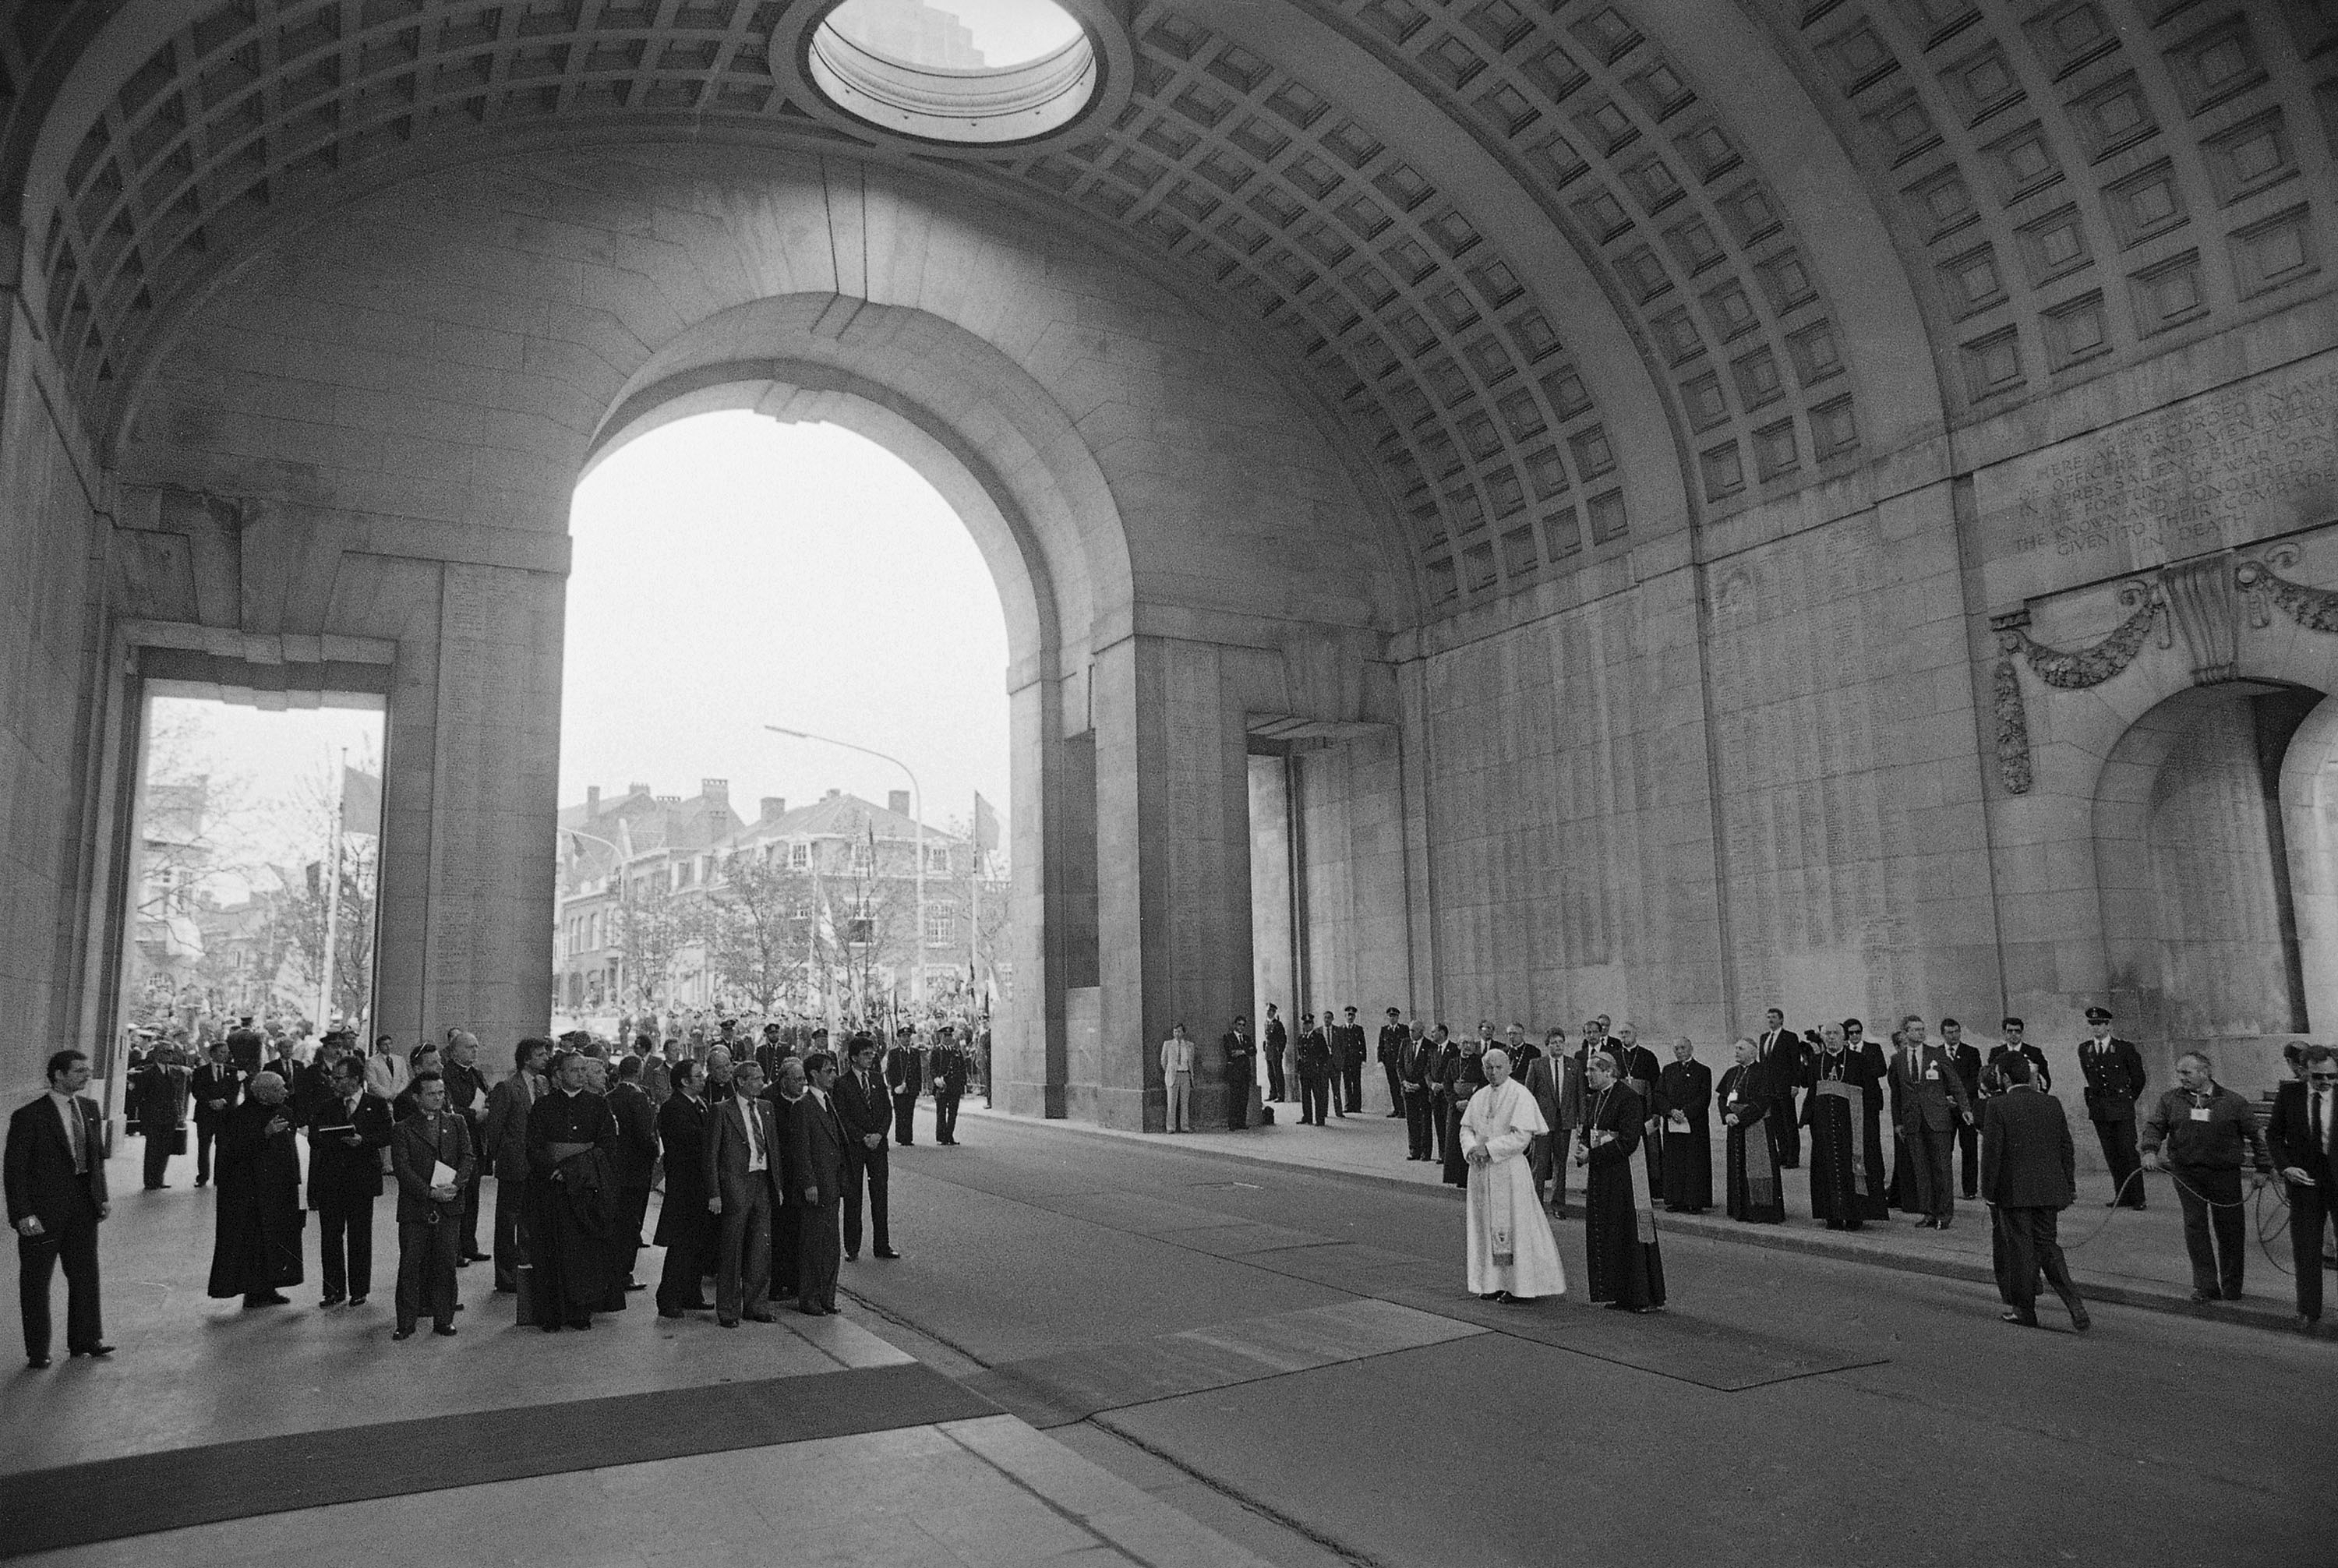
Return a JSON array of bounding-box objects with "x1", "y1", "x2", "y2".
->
[{"x1": 2309, "y1": 1072, "x2": 2338, "y2": 1083}]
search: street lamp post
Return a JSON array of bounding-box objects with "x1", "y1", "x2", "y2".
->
[
  {"x1": 765, "y1": 725, "x2": 927, "y2": 1008},
  {"x1": 563, "y1": 826, "x2": 630, "y2": 1017}
]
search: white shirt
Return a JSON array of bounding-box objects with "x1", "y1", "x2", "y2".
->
[{"x1": 741, "y1": 1100, "x2": 767, "y2": 1172}]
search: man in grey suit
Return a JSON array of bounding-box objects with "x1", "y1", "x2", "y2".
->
[
  {"x1": 1893, "y1": 1015, "x2": 1976, "y2": 1229},
  {"x1": 1980, "y1": 1054, "x2": 2088, "y2": 1330},
  {"x1": 705, "y1": 1060, "x2": 785, "y2": 1326},
  {"x1": 390, "y1": 1072, "x2": 475, "y2": 1340}
]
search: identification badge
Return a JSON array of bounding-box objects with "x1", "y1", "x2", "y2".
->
[
  {"x1": 2189, "y1": 1106, "x2": 2213, "y2": 1122},
  {"x1": 1924, "y1": 1067, "x2": 1940, "y2": 1081}
]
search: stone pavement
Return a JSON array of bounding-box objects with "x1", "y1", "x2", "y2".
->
[
  {"x1": 964, "y1": 1097, "x2": 2333, "y2": 1338},
  {"x1": 1, "y1": 1138, "x2": 1277, "y2": 1568}
]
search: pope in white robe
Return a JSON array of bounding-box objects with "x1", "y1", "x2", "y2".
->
[{"x1": 1462, "y1": 1049, "x2": 1568, "y2": 1301}]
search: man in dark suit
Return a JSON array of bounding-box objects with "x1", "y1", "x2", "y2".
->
[
  {"x1": 1523, "y1": 1029, "x2": 1582, "y2": 1213},
  {"x1": 1893, "y1": 1016, "x2": 1976, "y2": 1229},
  {"x1": 1987, "y1": 1017, "x2": 2054, "y2": 1096},
  {"x1": 606, "y1": 1056, "x2": 658, "y2": 1291},
  {"x1": 705, "y1": 1060, "x2": 785, "y2": 1326},
  {"x1": 1399, "y1": 1022, "x2": 1439, "y2": 1160},
  {"x1": 6, "y1": 1051, "x2": 113, "y2": 1367},
  {"x1": 1221, "y1": 1017, "x2": 1256, "y2": 1131},
  {"x1": 306, "y1": 1057, "x2": 394, "y2": 1306},
  {"x1": 1942, "y1": 1019, "x2": 1984, "y2": 1199},
  {"x1": 789, "y1": 1051, "x2": 849, "y2": 1315},
  {"x1": 2075, "y1": 1005, "x2": 2148, "y2": 1210},
  {"x1": 189, "y1": 1041, "x2": 242, "y2": 1188},
  {"x1": 756, "y1": 1022, "x2": 789, "y2": 1081},
  {"x1": 833, "y1": 1037, "x2": 899, "y2": 1260},
  {"x1": 225, "y1": 1015, "x2": 265, "y2": 1076},
  {"x1": 1980, "y1": 1053, "x2": 2088, "y2": 1330},
  {"x1": 1377, "y1": 1008, "x2": 1409, "y2": 1118},
  {"x1": 930, "y1": 1029, "x2": 969, "y2": 1144},
  {"x1": 389, "y1": 1071, "x2": 475, "y2": 1340},
  {"x1": 440, "y1": 1029, "x2": 489, "y2": 1263},
  {"x1": 2269, "y1": 1044, "x2": 2337, "y2": 1331},
  {"x1": 884, "y1": 1030, "x2": 924, "y2": 1147},
  {"x1": 479, "y1": 1037, "x2": 549, "y2": 1292},
  {"x1": 129, "y1": 1047, "x2": 189, "y2": 1191},
  {"x1": 1754, "y1": 1009, "x2": 1801, "y2": 1169},
  {"x1": 765, "y1": 1058, "x2": 810, "y2": 1301},
  {"x1": 1334, "y1": 1007, "x2": 1368, "y2": 1114},
  {"x1": 1262, "y1": 1005, "x2": 1287, "y2": 1104},
  {"x1": 652, "y1": 1060, "x2": 712, "y2": 1318}
]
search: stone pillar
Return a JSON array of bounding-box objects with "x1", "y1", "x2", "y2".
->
[
  {"x1": 998, "y1": 673, "x2": 1071, "y2": 1117},
  {"x1": 377, "y1": 563, "x2": 563, "y2": 1057},
  {"x1": 1248, "y1": 753, "x2": 1294, "y2": 1037},
  {"x1": 1091, "y1": 635, "x2": 1255, "y2": 1130}
]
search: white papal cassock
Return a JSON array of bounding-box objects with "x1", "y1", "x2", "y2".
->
[{"x1": 1462, "y1": 1079, "x2": 1569, "y2": 1298}]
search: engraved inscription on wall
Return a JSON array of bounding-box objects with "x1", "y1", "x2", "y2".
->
[{"x1": 1975, "y1": 354, "x2": 2338, "y2": 602}]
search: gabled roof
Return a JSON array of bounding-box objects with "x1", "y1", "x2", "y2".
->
[{"x1": 724, "y1": 791, "x2": 962, "y2": 851}]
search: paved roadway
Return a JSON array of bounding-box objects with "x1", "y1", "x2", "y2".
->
[{"x1": 844, "y1": 1114, "x2": 2331, "y2": 1568}]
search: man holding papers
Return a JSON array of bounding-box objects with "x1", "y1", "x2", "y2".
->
[{"x1": 390, "y1": 1072, "x2": 476, "y2": 1340}]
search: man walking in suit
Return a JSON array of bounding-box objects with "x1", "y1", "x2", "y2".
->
[
  {"x1": 390, "y1": 1072, "x2": 475, "y2": 1340},
  {"x1": 1942, "y1": 1019, "x2": 1984, "y2": 1199},
  {"x1": 2075, "y1": 1005, "x2": 2148, "y2": 1210},
  {"x1": 479, "y1": 1037, "x2": 550, "y2": 1292},
  {"x1": 1754, "y1": 1009, "x2": 1801, "y2": 1169},
  {"x1": 307, "y1": 1057, "x2": 394, "y2": 1306},
  {"x1": 705, "y1": 1060, "x2": 785, "y2": 1326},
  {"x1": 2269, "y1": 1045, "x2": 2338, "y2": 1331},
  {"x1": 1893, "y1": 1016, "x2": 1976, "y2": 1229},
  {"x1": 1263, "y1": 1005, "x2": 1287, "y2": 1104},
  {"x1": 189, "y1": 1041, "x2": 241, "y2": 1188},
  {"x1": 1377, "y1": 1008, "x2": 1409, "y2": 1118},
  {"x1": 1987, "y1": 1017, "x2": 2054, "y2": 1095},
  {"x1": 606, "y1": 1056, "x2": 658, "y2": 1291},
  {"x1": 789, "y1": 1051, "x2": 849, "y2": 1315},
  {"x1": 6, "y1": 1051, "x2": 113, "y2": 1367},
  {"x1": 1980, "y1": 1054, "x2": 2088, "y2": 1331},
  {"x1": 884, "y1": 1030, "x2": 924, "y2": 1147},
  {"x1": 652, "y1": 1061, "x2": 712, "y2": 1318},
  {"x1": 833, "y1": 1037, "x2": 900, "y2": 1261}
]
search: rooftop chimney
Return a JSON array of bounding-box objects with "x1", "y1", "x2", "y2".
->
[
  {"x1": 586, "y1": 786, "x2": 600, "y2": 814},
  {"x1": 761, "y1": 796, "x2": 786, "y2": 822},
  {"x1": 701, "y1": 777, "x2": 729, "y2": 803},
  {"x1": 825, "y1": 788, "x2": 840, "y2": 799},
  {"x1": 888, "y1": 790, "x2": 911, "y2": 817}
]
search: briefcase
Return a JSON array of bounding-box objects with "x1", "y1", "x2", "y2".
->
[
  {"x1": 1259, "y1": 1104, "x2": 1275, "y2": 1127},
  {"x1": 170, "y1": 1127, "x2": 187, "y2": 1156}
]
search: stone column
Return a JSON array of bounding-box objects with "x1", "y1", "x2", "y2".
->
[{"x1": 1091, "y1": 635, "x2": 1254, "y2": 1130}]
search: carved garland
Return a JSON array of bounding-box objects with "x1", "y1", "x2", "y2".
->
[
  {"x1": 1990, "y1": 658, "x2": 2033, "y2": 796},
  {"x1": 1983, "y1": 583, "x2": 2159, "y2": 796},
  {"x1": 2237, "y1": 543, "x2": 2338, "y2": 633}
]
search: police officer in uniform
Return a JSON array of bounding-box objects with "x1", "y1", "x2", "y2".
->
[{"x1": 2075, "y1": 1005, "x2": 2148, "y2": 1210}]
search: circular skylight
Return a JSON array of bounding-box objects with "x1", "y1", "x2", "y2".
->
[{"x1": 808, "y1": 0, "x2": 1099, "y2": 146}]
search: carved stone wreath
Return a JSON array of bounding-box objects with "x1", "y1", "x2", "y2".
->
[
  {"x1": 2237, "y1": 543, "x2": 2338, "y2": 633},
  {"x1": 1990, "y1": 581, "x2": 2161, "y2": 690},
  {"x1": 1991, "y1": 659, "x2": 2033, "y2": 796}
]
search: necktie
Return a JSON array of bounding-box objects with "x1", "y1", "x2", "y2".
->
[
  {"x1": 2315, "y1": 1090, "x2": 2328, "y2": 1158},
  {"x1": 65, "y1": 1101, "x2": 83, "y2": 1174},
  {"x1": 744, "y1": 1102, "x2": 764, "y2": 1166}
]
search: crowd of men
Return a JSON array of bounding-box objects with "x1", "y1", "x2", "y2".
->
[
  {"x1": 1221, "y1": 1003, "x2": 2329, "y2": 1335},
  {"x1": 8, "y1": 1016, "x2": 984, "y2": 1366}
]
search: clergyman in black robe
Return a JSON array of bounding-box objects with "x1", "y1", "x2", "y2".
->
[
  {"x1": 1607, "y1": 1026, "x2": 1665, "y2": 1200},
  {"x1": 207, "y1": 1073, "x2": 305, "y2": 1306},
  {"x1": 524, "y1": 1054, "x2": 620, "y2": 1332},
  {"x1": 1804, "y1": 1022, "x2": 1890, "y2": 1229},
  {"x1": 1441, "y1": 1040, "x2": 1488, "y2": 1188},
  {"x1": 1655, "y1": 1040, "x2": 1712, "y2": 1213},
  {"x1": 1719, "y1": 1043, "x2": 1783, "y2": 1223},
  {"x1": 1577, "y1": 1051, "x2": 1665, "y2": 1312}
]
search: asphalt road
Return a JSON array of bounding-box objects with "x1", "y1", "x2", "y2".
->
[{"x1": 836, "y1": 1116, "x2": 2333, "y2": 1568}]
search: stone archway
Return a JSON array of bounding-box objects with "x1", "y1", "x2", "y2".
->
[{"x1": 2093, "y1": 679, "x2": 2328, "y2": 1087}]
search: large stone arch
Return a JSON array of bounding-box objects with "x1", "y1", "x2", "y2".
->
[{"x1": 85, "y1": 139, "x2": 1404, "y2": 1126}]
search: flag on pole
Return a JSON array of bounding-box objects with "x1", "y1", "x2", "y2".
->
[
  {"x1": 973, "y1": 792, "x2": 1000, "y2": 859},
  {"x1": 341, "y1": 767, "x2": 383, "y2": 835}
]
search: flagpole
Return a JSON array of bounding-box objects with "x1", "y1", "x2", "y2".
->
[{"x1": 318, "y1": 748, "x2": 344, "y2": 1033}]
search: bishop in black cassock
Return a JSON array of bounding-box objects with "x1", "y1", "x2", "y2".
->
[{"x1": 524, "y1": 1055, "x2": 619, "y2": 1331}]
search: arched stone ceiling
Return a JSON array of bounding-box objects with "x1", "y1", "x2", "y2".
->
[
  {"x1": 16, "y1": 1, "x2": 2333, "y2": 626},
  {"x1": 1740, "y1": 0, "x2": 2336, "y2": 421}
]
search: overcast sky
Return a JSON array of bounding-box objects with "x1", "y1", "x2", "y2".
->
[{"x1": 559, "y1": 412, "x2": 1012, "y2": 842}]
